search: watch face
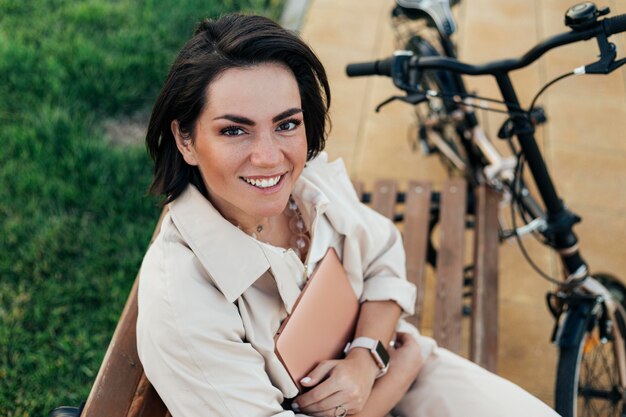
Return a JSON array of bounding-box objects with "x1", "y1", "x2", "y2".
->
[{"x1": 375, "y1": 341, "x2": 390, "y2": 367}]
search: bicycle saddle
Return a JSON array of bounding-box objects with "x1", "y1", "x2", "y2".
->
[{"x1": 395, "y1": 0, "x2": 457, "y2": 36}]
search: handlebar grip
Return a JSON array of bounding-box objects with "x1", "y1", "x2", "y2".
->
[
  {"x1": 604, "y1": 14, "x2": 626, "y2": 36},
  {"x1": 346, "y1": 58, "x2": 393, "y2": 77}
]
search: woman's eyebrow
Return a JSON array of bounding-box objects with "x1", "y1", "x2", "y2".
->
[
  {"x1": 213, "y1": 115, "x2": 255, "y2": 125},
  {"x1": 213, "y1": 108, "x2": 303, "y2": 125},
  {"x1": 272, "y1": 108, "x2": 303, "y2": 122}
]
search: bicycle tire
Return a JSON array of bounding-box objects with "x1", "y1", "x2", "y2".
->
[
  {"x1": 555, "y1": 276, "x2": 626, "y2": 417},
  {"x1": 404, "y1": 35, "x2": 469, "y2": 176},
  {"x1": 404, "y1": 34, "x2": 456, "y2": 109}
]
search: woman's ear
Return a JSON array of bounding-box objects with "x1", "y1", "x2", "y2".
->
[{"x1": 171, "y1": 120, "x2": 199, "y2": 166}]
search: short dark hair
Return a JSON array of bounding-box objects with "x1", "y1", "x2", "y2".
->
[{"x1": 146, "y1": 14, "x2": 331, "y2": 204}]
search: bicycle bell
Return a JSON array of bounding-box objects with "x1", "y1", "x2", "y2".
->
[{"x1": 565, "y1": 2, "x2": 610, "y2": 31}]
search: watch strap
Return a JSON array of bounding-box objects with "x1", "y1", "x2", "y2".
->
[
  {"x1": 343, "y1": 337, "x2": 390, "y2": 378},
  {"x1": 345, "y1": 337, "x2": 377, "y2": 352}
]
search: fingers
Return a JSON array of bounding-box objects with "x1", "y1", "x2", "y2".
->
[
  {"x1": 295, "y1": 359, "x2": 368, "y2": 415},
  {"x1": 294, "y1": 360, "x2": 340, "y2": 414},
  {"x1": 387, "y1": 332, "x2": 424, "y2": 379},
  {"x1": 391, "y1": 332, "x2": 419, "y2": 357},
  {"x1": 393, "y1": 331, "x2": 418, "y2": 350},
  {"x1": 394, "y1": 331, "x2": 411, "y2": 344},
  {"x1": 299, "y1": 360, "x2": 337, "y2": 388},
  {"x1": 296, "y1": 376, "x2": 341, "y2": 411},
  {"x1": 294, "y1": 355, "x2": 378, "y2": 415},
  {"x1": 295, "y1": 390, "x2": 349, "y2": 416}
]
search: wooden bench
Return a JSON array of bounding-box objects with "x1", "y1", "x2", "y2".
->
[{"x1": 69, "y1": 178, "x2": 500, "y2": 417}]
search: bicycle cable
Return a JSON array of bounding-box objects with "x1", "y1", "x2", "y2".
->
[
  {"x1": 510, "y1": 153, "x2": 563, "y2": 286},
  {"x1": 511, "y1": 154, "x2": 550, "y2": 244},
  {"x1": 427, "y1": 90, "x2": 527, "y2": 116},
  {"x1": 428, "y1": 70, "x2": 575, "y2": 120},
  {"x1": 513, "y1": 71, "x2": 579, "y2": 247},
  {"x1": 511, "y1": 152, "x2": 531, "y2": 225},
  {"x1": 424, "y1": 70, "x2": 586, "y2": 287},
  {"x1": 529, "y1": 71, "x2": 575, "y2": 113}
]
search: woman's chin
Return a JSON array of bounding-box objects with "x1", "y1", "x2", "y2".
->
[{"x1": 253, "y1": 199, "x2": 291, "y2": 219}]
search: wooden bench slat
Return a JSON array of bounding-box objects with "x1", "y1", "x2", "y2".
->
[
  {"x1": 403, "y1": 181, "x2": 432, "y2": 325},
  {"x1": 127, "y1": 373, "x2": 168, "y2": 417},
  {"x1": 433, "y1": 178, "x2": 467, "y2": 354},
  {"x1": 470, "y1": 185, "x2": 500, "y2": 372},
  {"x1": 82, "y1": 278, "x2": 144, "y2": 417},
  {"x1": 371, "y1": 179, "x2": 398, "y2": 219}
]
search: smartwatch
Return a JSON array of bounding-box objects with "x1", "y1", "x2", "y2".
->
[{"x1": 344, "y1": 337, "x2": 390, "y2": 378}]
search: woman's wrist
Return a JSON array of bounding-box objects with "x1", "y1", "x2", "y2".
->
[{"x1": 345, "y1": 347, "x2": 381, "y2": 380}]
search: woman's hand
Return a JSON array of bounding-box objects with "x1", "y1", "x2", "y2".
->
[
  {"x1": 292, "y1": 349, "x2": 380, "y2": 416},
  {"x1": 386, "y1": 332, "x2": 423, "y2": 385},
  {"x1": 293, "y1": 332, "x2": 424, "y2": 417}
]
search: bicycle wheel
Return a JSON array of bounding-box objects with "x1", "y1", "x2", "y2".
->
[
  {"x1": 404, "y1": 35, "x2": 468, "y2": 175},
  {"x1": 555, "y1": 276, "x2": 626, "y2": 417}
]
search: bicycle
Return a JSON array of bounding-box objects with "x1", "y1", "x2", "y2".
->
[{"x1": 346, "y1": 2, "x2": 626, "y2": 417}]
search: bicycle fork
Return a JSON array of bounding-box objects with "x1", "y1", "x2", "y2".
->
[{"x1": 549, "y1": 277, "x2": 626, "y2": 392}]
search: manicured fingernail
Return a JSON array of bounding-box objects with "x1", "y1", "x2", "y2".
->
[
  {"x1": 300, "y1": 376, "x2": 312, "y2": 384},
  {"x1": 291, "y1": 402, "x2": 300, "y2": 411}
]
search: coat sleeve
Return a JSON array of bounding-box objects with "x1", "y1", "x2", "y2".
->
[
  {"x1": 136, "y1": 221, "x2": 309, "y2": 417},
  {"x1": 304, "y1": 154, "x2": 417, "y2": 316}
]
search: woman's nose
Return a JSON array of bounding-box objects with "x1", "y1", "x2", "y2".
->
[{"x1": 250, "y1": 131, "x2": 283, "y2": 167}]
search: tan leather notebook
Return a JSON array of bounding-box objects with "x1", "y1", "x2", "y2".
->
[{"x1": 274, "y1": 248, "x2": 360, "y2": 391}]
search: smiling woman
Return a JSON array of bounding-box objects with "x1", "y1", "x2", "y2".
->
[
  {"x1": 145, "y1": 14, "x2": 329, "y2": 208},
  {"x1": 137, "y1": 13, "x2": 560, "y2": 417},
  {"x1": 171, "y1": 63, "x2": 308, "y2": 238}
]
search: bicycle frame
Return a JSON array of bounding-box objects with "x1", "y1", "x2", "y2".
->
[
  {"x1": 396, "y1": 12, "x2": 626, "y2": 280},
  {"x1": 350, "y1": 3, "x2": 626, "y2": 410},
  {"x1": 495, "y1": 73, "x2": 587, "y2": 278},
  {"x1": 406, "y1": 24, "x2": 625, "y2": 373}
]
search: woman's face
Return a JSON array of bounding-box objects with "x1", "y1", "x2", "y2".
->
[{"x1": 173, "y1": 63, "x2": 308, "y2": 227}]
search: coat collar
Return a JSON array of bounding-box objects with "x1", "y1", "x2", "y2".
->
[
  {"x1": 167, "y1": 174, "x2": 332, "y2": 304},
  {"x1": 168, "y1": 185, "x2": 270, "y2": 303}
]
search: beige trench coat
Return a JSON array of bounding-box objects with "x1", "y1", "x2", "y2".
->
[{"x1": 137, "y1": 154, "x2": 559, "y2": 417}]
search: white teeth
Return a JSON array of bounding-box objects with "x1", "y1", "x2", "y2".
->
[{"x1": 243, "y1": 175, "x2": 282, "y2": 188}]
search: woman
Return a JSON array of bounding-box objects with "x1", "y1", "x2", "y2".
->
[{"x1": 137, "y1": 14, "x2": 559, "y2": 417}]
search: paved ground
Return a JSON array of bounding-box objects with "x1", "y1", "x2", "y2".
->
[{"x1": 298, "y1": 0, "x2": 626, "y2": 405}]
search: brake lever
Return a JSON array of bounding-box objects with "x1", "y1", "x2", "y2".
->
[
  {"x1": 375, "y1": 93, "x2": 428, "y2": 112},
  {"x1": 583, "y1": 56, "x2": 626, "y2": 74},
  {"x1": 577, "y1": 52, "x2": 626, "y2": 75},
  {"x1": 575, "y1": 29, "x2": 626, "y2": 75}
]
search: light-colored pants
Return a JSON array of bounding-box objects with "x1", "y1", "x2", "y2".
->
[{"x1": 391, "y1": 334, "x2": 561, "y2": 417}]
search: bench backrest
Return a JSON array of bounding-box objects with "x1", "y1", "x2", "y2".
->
[
  {"x1": 80, "y1": 179, "x2": 500, "y2": 417},
  {"x1": 364, "y1": 179, "x2": 499, "y2": 370}
]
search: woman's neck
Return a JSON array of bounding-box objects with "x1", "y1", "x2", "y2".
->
[
  {"x1": 236, "y1": 216, "x2": 275, "y2": 240},
  {"x1": 211, "y1": 194, "x2": 310, "y2": 260}
]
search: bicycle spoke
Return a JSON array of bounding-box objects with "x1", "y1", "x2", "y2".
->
[{"x1": 576, "y1": 329, "x2": 624, "y2": 417}]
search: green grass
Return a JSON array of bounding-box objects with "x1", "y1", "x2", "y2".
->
[{"x1": 0, "y1": 1, "x2": 283, "y2": 415}]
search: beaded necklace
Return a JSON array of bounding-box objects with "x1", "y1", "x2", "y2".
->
[
  {"x1": 235, "y1": 196, "x2": 310, "y2": 258},
  {"x1": 284, "y1": 196, "x2": 310, "y2": 258}
]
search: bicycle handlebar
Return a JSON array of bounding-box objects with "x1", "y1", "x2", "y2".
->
[
  {"x1": 346, "y1": 13, "x2": 626, "y2": 78},
  {"x1": 346, "y1": 58, "x2": 393, "y2": 77},
  {"x1": 346, "y1": 5, "x2": 626, "y2": 285},
  {"x1": 605, "y1": 13, "x2": 626, "y2": 35}
]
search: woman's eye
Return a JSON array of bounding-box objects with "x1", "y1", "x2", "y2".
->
[
  {"x1": 276, "y1": 119, "x2": 301, "y2": 132},
  {"x1": 221, "y1": 126, "x2": 246, "y2": 136}
]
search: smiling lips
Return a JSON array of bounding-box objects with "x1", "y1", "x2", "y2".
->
[{"x1": 241, "y1": 174, "x2": 284, "y2": 189}]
